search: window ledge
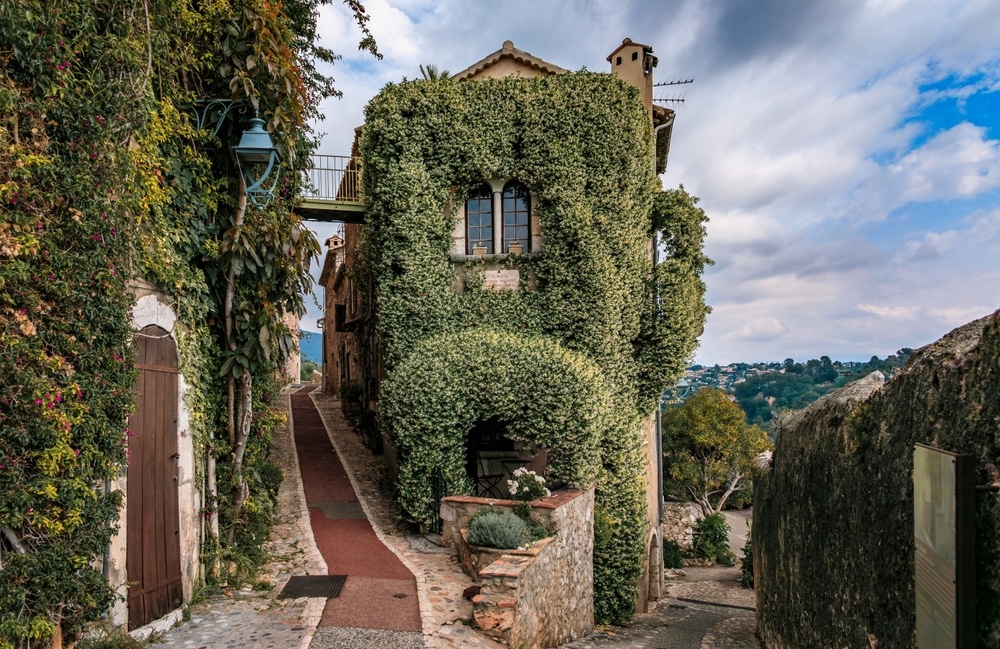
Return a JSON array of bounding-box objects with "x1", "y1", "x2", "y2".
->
[{"x1": 450, "y1": 251, "x2": 539, "y2": 263}]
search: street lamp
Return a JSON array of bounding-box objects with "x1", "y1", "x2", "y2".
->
[{"x1": 233, "y1": 112, "x2": 283, "y2": 209}]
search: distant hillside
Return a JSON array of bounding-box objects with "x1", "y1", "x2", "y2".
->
[
  {"x1": 673, "y1": 350, "x2": 914, "y2": 432},
  {"x1": 299, "y1": 330, "x2": 322, "y2": 365}
]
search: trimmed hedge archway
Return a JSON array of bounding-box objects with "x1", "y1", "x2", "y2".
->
[{"x1": 379, "y1": 329, "x2": 612, "y2": 525}]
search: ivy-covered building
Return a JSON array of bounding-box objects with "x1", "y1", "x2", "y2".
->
[{"x1": 320, "y1": 38, "x2": 708, "y2": 623}]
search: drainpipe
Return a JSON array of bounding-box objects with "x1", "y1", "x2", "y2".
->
[
  {"x1": 656, "y1": 406, "x2": 663, "y2": 526},
  {"x1": 652, "y1": 118, "x2": 674, "y2": 173}
]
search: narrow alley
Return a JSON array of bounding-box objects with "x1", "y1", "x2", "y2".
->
[{"x1": 146, "y1": 386, "x2": 759, "y2": 649}]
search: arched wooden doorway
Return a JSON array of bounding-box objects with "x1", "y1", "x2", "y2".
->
[{"x1": 127, "y1": 325, "x2": 183, "y2": 629}]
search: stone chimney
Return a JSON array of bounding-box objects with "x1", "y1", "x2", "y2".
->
[{"x1": 607, "y1": 38, "x2": 658, "y2": 118}]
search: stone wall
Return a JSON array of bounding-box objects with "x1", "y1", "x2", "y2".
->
[
  {"x1": 441, "y1": 488, "x2": 594, "y2": 648},
  {"x1": 660, "y1": 501, "x2": 698, "y2": 550},
  {"x1": 754, "y1": 310, "x2": 1000, "y2": 649}
]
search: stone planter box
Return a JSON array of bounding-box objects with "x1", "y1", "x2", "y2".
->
[
  {"x1": 439, "y1": 489, "x2": 595, "y2": 648},
  {"x1": 458, "y1": 528, "x2": 544, "y2": 581}
]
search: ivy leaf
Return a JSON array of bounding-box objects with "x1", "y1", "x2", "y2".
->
[{"x1": 219, "y1": 355, "x2": 236, "y2": 377}]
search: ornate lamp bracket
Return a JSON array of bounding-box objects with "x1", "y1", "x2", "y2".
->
[{"x1": 193, "y1": 99, "x2": 250, "y2": 137}]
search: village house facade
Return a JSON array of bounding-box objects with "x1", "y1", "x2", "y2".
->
[{"x1": 318, "y1": 37, "x2": 684, "y2": 618}]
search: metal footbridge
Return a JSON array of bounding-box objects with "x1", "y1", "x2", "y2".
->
[{"x1": 297, "y1": 155, "x2": 363, "y2": 223}]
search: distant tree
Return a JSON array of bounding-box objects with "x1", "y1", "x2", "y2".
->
[
  {"x1": 419, "y1": 63, "x2": 450, "y2": 80},
  {"x1": 300, "y1": 360, "x2": 319, "y2": 382},
  {"x1": 661, "y1": 388, "x2": 772, "y2": 516}
]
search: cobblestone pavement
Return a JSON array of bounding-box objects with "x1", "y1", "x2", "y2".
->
[
  {"x1": 147, "y1": 386, "x2": 760, "y2": 649},
  {"x1": 148, "y1": 388, "x2": 327, "y2": 649},
  {"x1": 562, "y1": 571, "x2": 759, "y2": 649}
]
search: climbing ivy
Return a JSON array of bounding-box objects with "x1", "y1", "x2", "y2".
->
[
  {"x1": 0, "y1": 2, "x2": 149, "y2": 645},
  {"x1": 380, "y1": 329, "x2": 612, "y2": 523},
  {"x1": 361, "y1": 73, "x2": 709, "y2": 623},
  {"x1": 1, "y1": 1, "x2": 378, "y2": 646}
]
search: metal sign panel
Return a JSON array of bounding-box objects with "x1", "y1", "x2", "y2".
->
[{"x1": 914, "y1": 443, "x2": 975, "y2": 649}]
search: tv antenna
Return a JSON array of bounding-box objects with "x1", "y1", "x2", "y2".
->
[{"x1": 653, "y1": 78, "x2": 694, "y2": 105}]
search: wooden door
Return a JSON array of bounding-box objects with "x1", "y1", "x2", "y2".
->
[{"x1": 127, "y1": 325, "x2": 183, "y2": 629}]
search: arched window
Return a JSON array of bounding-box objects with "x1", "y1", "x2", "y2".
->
[
  {"x1": 502, "y1": 181, "x2": 530, "y2": 253},
  {"x1": 466, "y1": 183, "x2": 494, "y2": 254}
]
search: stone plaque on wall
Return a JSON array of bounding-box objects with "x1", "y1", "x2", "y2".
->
[{"x1": 484, "y1": 269, "x2": 519, "y2": 291}]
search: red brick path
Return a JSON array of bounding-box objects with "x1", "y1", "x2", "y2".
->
[{"x1": 290, "y1": 386, "x2": 421, "y2": 632}]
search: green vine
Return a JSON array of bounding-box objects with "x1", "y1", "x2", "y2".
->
[
  {"x1": 1, "y1": 2, "x2": 148, "y2": 644},
  {"x1": 1, "y1": 1, "x2": 378, "y2": 646},
  {"x1": 361, "y1": 73, "x2": 709, "y2": 623}
]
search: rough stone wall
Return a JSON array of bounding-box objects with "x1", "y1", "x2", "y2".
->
[
  {"x1": 508, "y1": 487, "x2": 594, "y2": 648},
  {"x1": 755, "y1": 310, "x2": 1000, "y2": 649},
  {"x1": 661, "y1": 501, "x2": 698, "y2": 550}
]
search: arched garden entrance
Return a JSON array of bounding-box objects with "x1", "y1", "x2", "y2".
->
[{"x1": 379, "y1": 329, "x2": 612, "y2": 526}]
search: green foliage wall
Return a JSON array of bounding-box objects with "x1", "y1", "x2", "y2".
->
[
  {"x1": 1, "y1": 1, "x2": 376, "y2": 645},
  {"x1": 1, "y1": 3, "x2": 149, "y2": 643},
  {"x1": 361, "y1": 73, "x2": 709, "y2": 623},
  {"x1": 380, "y1": 329, "x2": 611, "y2": 523},
  {"x1": 754, "y1": 310, "x2": 1000, "y2": 649}
]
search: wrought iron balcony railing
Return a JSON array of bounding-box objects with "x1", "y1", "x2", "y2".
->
[{"x1": 304, "y1": 155, "x2": 361, "y2": 203}]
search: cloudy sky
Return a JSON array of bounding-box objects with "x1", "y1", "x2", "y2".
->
[{"x1": 301, "y1": 0, "x2": 1000, "y2": 366}]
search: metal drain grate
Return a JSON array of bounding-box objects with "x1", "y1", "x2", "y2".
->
[{"x1": 277, "y1": 575, "x2": 347, "y2": 599}]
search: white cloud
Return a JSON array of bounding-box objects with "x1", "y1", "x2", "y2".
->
[
  {"x1": 896, "y1": 229, "x2": 961, "y2": 262},
  {"x1": 857, "y1": 304, "x2": 921, "y2": 319},
  {"x1": 927, "y1": 305, "x2": 995, "y2": 326},
  {"x1": 722, "y1": 317, "x2": 788, "y2": 342},
  {"x1": 888, "y1": 123, "x2": 1000, "y2": 203}
]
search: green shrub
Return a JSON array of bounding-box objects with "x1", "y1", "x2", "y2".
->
[
  {"x1": 739, "y1": 525, "x2": 754, "y2": 589},
  {"x1": 692, "y1": 513, "x2": 733, "y2": 565},
  {"x1": 467, "y1": 509, "x2": 529, "y2": 549},
  {"x1": 511, "y1": 502, "x2": 551, "y2": 543},
  {"x1": 662, "y1": 539, "x2": 684, "y2": 569},
  {"x1": 77, "y1": 630, "x2": 156, "y2": 649}
]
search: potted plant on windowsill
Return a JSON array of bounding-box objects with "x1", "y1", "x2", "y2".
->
[
  {"x1": 472, "y1": 245, "x2": 488, "y2": 255},
  {"x1": 506, "y1": 242, "x2": 523, "y2": 255}
]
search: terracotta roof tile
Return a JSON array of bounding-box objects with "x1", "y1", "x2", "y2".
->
[{"x1": 453, "y1": 40, "x2": 567, "y2": 81}]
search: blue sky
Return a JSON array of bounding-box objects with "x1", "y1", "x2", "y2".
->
[{"x1": 302, "y1": 0, "x2": 1000, "y2": 366}]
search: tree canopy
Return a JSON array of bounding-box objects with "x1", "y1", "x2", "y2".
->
[{"x1": 662, "y1": 388, "x2": 771, "y2": 516}]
